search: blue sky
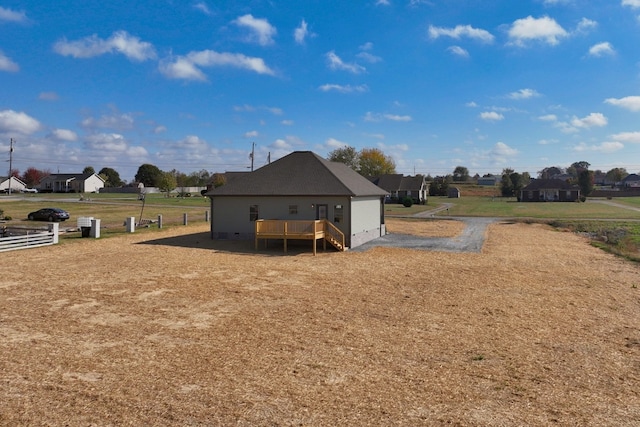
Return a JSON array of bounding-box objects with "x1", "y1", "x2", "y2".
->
[{"x1": 1, "y1": 0, "x2": 640, "y2": 182}]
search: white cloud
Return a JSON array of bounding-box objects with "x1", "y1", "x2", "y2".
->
[
  {"x1": 356, "y1": 51, "x2": 382, "y2": 63},
  {"x1": 570, "y1": 112, "x2": 608, "y2": 128},
  {"x1": 507, "y1": 16, "x2": 568, "y2": 46},
  {"x1": 465, "y1": 101, "x2": 478, "y2": 108},
  {"x1": 153, "y1": 125, "x2": 167, "y2": 134},
  {"x1": 622, "y1": 0, "x2": 640, "y2": 8},
  {"x1": 479, "y1": 111, "x2": 504, "y2": 121},
  {"x1": 428, "y1": 24, "x2": 494, "y2": 43},
  {"x1": 51, "y1": 129, "x2": 78, "y2": 141},
  {"x1": 605, "y1": 96, "x2": 640, "y2": 111},
  {"x1": 538, "y1": 114, "x2": 557, "y2": 121},
  {"x1": 0, "y1": 51, "x2": 18, "y2": 72},
  {"x1": 53, "y1": 30, "x2": 157, "y2": 61},
  {"x1": 0, "y1": 6, "x2": 27, "y2": 23},
  {"x1": 325, "y1": 137, "x2": 348, "y2": 149},
  {"x1": 272, "y1": 138, "x2": 293, "y2": 150},
  {"x1": 588, "y1": 42, "x2": 615, "y2": 57},
  {"x1": 294, "y1": 19, "x2": 313, "y2": 44},
  {"x1": 86, "y1": 133, "x2": 128, "y2": 152},
  {"x1": 281, "y1": 120, "x2": 294, "y2": 126},
  {"x1": 38, "y1": 92, "x2": 59, "y2": 101},
  {"x1": 318, "y1": 83, "x2": 369, "y2": 93},
  {"x1": 81, "y1": 112, "x2": 135, "y2": 131},
  {"x1": 491, "y1": 141, "x2": 518, "y2": 159},
  {"x1": 610, "y1": 131, "x2": 640, "y2": 143},
  {"x1": 572, "y1": 141, "x2": 624, "y2": 153},
  {"x1": 159, "y1": 50, "x2": 275, "y2": 81},
  {"x1": 326, "y1": 51, "x2": 365, "y2": 74},
  {"x1": 126, "y1": 146, "x2": 148, "y2": 158},
  {"x1": 364, "y1": 112, "x2": 412, "y2": 122},
  {"x1": 193, "y1": 2, "x2": 212, "y2": 15},
  {"x1": 244, "y1": 130, "x2": 259, "y2": 138},
  {"x1": 576, "y1": 18, "x2": 598, "y2": 34},
  {"x1": 508, "y1": 88, "x2": 541, "y2": 100},
  {"x1": 447, "y1": 46, "x2": 469, "y2": 58},
  {"x1": 375, "y1": 0, "x2": 391, "y2": 5},
  {"x1": 0, "y1": 110, "x2": 41, "y2": 134},
  {"x1": 233, "y1": 14, "x2": 276, "y2": 46},
  {"x1": 384, "y1": 114, "x2": 412, "y2": 122}
]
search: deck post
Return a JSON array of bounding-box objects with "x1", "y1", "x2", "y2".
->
[{"x1": 283, "y1": 222, "x2": 287, "y2": 253}]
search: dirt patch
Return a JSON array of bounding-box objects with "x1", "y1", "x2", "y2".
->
[
  {"x1": 1, "y1": 221, "x2": 640, "y2": 426},
  {"x1": 386, "y1": 217, "x2": 464, "y2": 237}
]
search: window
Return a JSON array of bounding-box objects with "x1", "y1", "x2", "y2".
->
[
  {"x1": 334, "y1": 204, "x2": 343, "y2": 223},
  {"x1": 249, "y1": 205, "x2": 259, "y2": 221},
  {"x1": 289, "y1": 205, "x2": 298, "y2": 215}
]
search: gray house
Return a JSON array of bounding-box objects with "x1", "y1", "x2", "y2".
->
[
  {"x1": 520, "y1": 179, "x2": 580, "y2": 202},
  {"x1": 206, "y1": 151, "x2": 389, "y2": 250},
  {"x1": 369, "y1": 174, "x2": 428, "y2": 204}
]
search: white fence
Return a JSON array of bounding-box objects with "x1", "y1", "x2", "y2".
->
[{"x1": 0, "y1": 223, "x2": 59, "y2": 253}]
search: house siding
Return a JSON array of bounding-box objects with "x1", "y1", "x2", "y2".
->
[
  {"x1": 211, "y1": 195, "x2": 355, "y2": 245},
  {"x1": 350, "y1": 197, "x2": 384, "y2": 248}
]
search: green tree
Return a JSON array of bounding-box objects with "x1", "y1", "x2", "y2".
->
[
  {"x1": 452, "y1": 166, "x2": 470, "y2": 182},
  {"x1": 500, "y1": 168, "x2": 515, "y2": 197},
  {"x1": 135, "y1": 164, "x2": 163, "y2": 187},
  {"x1": 358, "y1": 148, "x2": 396, "y2": 176},
  {"x1": 538, "y1": 166, "x2": 563, "y2": 179},
  {"x1": 328, "y1": 146, "x2": 360, "y2": 170},
  {"x1": 83, "y1": 166, "x2": 95, "y2": 175},
  {"x1": 578, "y1": 169, "x2": 594, "y2": 197},
  {"x1": 98, "y1": 167, "x2": 123, "y2": 187},
  {"x1": 157, "y1": 171, "x2": 177, "y2": 196},
  {"x1": 210, "y1": 172, "x2": 226, "y2": 188},
  {"x1": 606, "y1": 167, "x2": 627, "y2": 185},
  {"x1": 428, "y1": 176, "x2": 449, "y2": 196}
]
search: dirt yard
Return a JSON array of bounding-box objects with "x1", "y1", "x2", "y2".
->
[{"x1": 1, "y1": 218, "x2": 639, "y2": 426}]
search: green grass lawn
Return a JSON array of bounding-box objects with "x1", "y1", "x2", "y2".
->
[{"x1": 0, "y1": 193, "x2": 211, "y2": 238}]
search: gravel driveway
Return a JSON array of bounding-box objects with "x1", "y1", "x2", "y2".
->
[{"x1": 351, "y1": 216, "x2": 497, "y2": 253}]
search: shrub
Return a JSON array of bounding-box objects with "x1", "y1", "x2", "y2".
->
[{"x1": 403, "y1": 197, "x2": 413, "y2": 208}]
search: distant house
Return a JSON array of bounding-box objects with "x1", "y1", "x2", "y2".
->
[
  {"x1": 622, "y1": 174, "x2": 640, "y2": 188},
  {"x1": 0, "y1": 176, "x2": 27, "y2": 193},
  {"x1": 520, "y1": 179, "x2": 580, "y2": 202},
  {"x1": 477, "y1": 175, "x2": 499, "y2": 186},
  {"x1": 448, "y1": 187, "x2": 461, "y2": 198},
  {"x1": 369, "y1": 174, "x2": 428, "y2": 204},
  {"x1": 38, "y1": 173, "x2": 105, "y2": 193},
  {"x1": 206, "y1": 151, "x2": 388, "y2": 250}
]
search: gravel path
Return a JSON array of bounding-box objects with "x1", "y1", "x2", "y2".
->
[{"x1": 351, "y1": 209, "x2": 497, "y2": 253}]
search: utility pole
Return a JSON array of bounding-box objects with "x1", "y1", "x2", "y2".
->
[
  {"x1": 249, "y1": 142, "x2": 255, "y2": 172},
  {"x1": 8, "y1": 138, "x2": 14, "y2": 195}
]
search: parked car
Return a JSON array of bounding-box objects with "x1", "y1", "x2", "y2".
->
[
  {"x1": 21, "y1": 188, "x2": 38, "y2": 193},
  {"x1": 27, "y1": 208, "x2": 70, "y2": 222}
]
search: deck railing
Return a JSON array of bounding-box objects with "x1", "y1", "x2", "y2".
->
[{"x1": 255, "y1": 219, "x2": 345, "y2": 254}]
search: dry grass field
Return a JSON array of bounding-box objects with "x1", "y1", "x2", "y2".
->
[{"x1": 1, "y1": 218, "x2": 640, "y2": 426}]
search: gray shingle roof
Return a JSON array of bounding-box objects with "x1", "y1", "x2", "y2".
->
[
  {"x1": 207, "y1": 151, "x2": 388, "y2": 197},
  {"x1": 522, "y1": 179, "x2": 577, "y2": 190}
]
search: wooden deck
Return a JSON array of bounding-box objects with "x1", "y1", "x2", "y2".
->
[{"x1": 255, "y1": 219, "x2": 345, "y2": 255}]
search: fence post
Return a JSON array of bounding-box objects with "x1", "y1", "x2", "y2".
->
[
  {"x1": 157, "y1": 214, "x2": 163, "y2": 229},
  {"x1": 90, "y1": 219, "x2": 101, "y2": 238},
  {"x1": 205, "y1": 210, "x2": 209, "y2": 222},
  {"x1": 48, "y1": 222, "x2": 59, "y2": 244},
  {"x1": 126, "y1": 217, "x2": 135, "y2": 233},
  {"x1": 183, "y1": 213, "x2": 188, "y2": 225}
]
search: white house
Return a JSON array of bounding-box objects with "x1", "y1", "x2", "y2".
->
[
  {"x1": 38, "y1": 173, "x2": 105, "y2": 193},
  {"x1": 0, "y1": 176, "x2": 27, "y2": 193},
  {"x1": 206, "y1": 151, "x2": 389, "y2": 250}
]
